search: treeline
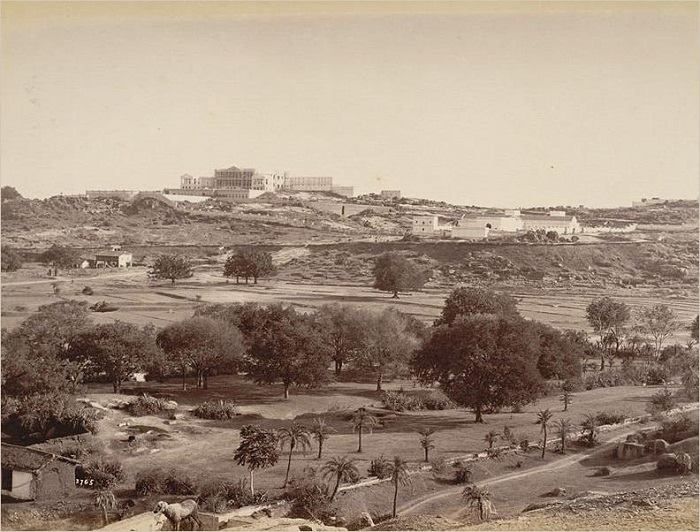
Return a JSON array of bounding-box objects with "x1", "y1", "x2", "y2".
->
[{"x1": 2, "y1": 287, "x2": 697, "y2": 442}]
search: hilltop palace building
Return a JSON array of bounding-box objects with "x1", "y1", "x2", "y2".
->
[{"x1": 169, "y1": 164, "x2": 353, "y2": 200}]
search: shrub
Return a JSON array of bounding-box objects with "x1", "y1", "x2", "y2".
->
[
  {"x1": 2, "y1": 393, "x2": 101, "y2": 443},
  {"x1": 593, "y1": 466, "x2": 612, "y2": 477},
  {"x1": 584, "y1": 369, "x2": 642, "y2": 390},
  {"x1": 126, "y1": 395, "x2": 168, "y2": 416},
  {"x1": 430, "y1": 456, "x2": 448, "y2": 475},
  {"x1": 82, "y1": 286, "x2": 94, "y2": 295},
  {"x1": 487, "y1": 448, "x2": 504, "y2": 461},
  {"x1": 646, "y1": 365, "x2": 670, "y2": 385},
  {"x1": 135, "y1": 468, "x2": 197, "y2": 496},
  {"x1": 452, "y1": 462, "x2": 473, "y2": 484},
  {"x1": 647, "y1": 389, "x2": 676, "y2": 417},
  {"x1": 562, "y1": 378, "x2": 583, "y2": 392},
  {"x1": 90, "y1": 301, "x2": 119, "y2": 313},
  {"x1": 193, "y1": 400, "x2": 239, "y2": 420},
  {"x1": 519, "y1": 439, "x2": 530, "y2": 452},
  {"x1": 380, "y1": 391, "x2": 423, "y2": 412},
  {"x1": 368, "y1": 456, "x2": 392, "y2": 479},
  {"x1": 422, "y1": 390, "x2": 455, "y2": 410},
  {"x1": 285, "y1": 474, "x2": 334, "y2": 521},
  {"x1": 81, "y1": 459, "x2": 125, "y2": 490},
  {"x1": 660, "y1": 415, "x2": 695, "y2": 442},
  {"x1": 595, "y1": 411, "x2": 627, "y2": 426}
]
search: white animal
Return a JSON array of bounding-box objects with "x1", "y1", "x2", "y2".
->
[{"x1": 153, "y1": 500, "x2": 202, "y2": 531}]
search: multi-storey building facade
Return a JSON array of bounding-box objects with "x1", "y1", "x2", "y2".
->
[
  {"x1": 284, "y1": 176, "x2": 333, "y2": 192},
  {"x1": 214, "y1": 166, "x2": 256, "y2": 189},
  {"x1": 180, "y1": 175, "x2": 215, "y2": 190}
]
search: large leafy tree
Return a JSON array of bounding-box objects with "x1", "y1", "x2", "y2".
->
[
  {"x1": 532, "y1": 323, "x2": 583, "y2": 380},
  {"x1": 435, "y1": 286, "x2": 519, "y2": 326},
  {"x1": 636, "y1": 304, "x2": 679, "y2": 360},
  {"x1": 585, "y1": 297, "x2": 631, "y2": 370},
  {"x1": 233, "y1": 425, "x2": 279, "y2": 496},
  {"x1": 68, "y1": 322, "x2": 159, "y2": 393},
  {"x1": 278, "y1": 423, "x2": 312, "y2": 487},
  {"x1": 314, "y1": 304, "x2": 367, "y2": 375},
  {"x1": 245, "y1": 305, "x2": 330, "y2": 398},
  {"x1": 356, "y1": 308, "x2": 421, "y2": 392},
  {"x1": 194, "y1": 302, "x2": 265, "y2": 340},
  {"x1": 156, "y1": 317, "x2": 244, "y2": 389},
  {"x1": 412, "y1": 315, "x2": 544, "y2": 422},
  {"x1": 1, "y1": 246, "x2": 23, "y2": 272},
  {"x1": 149, "y1": 254, "x2": 193, "y2": 284},
  {"x1": 372, "y1": 252, "x2": 427, "y2": 298},
  {"x1": 41, "y1": 244, "x2": 79, "y2": 270}
]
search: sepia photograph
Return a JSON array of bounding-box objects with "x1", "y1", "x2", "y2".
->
[{"x1": 0, "y1": 1, "x2": 698, "y2": 530}]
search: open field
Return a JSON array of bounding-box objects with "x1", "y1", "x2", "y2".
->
[
  {"x1": 78, "y1": 376, "x2": 689, "y2": 495},
  {"x1": 2, "y1": 263, "x2": 697, "y2": 346}
]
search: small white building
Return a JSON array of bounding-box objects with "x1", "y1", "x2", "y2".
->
[
  {"x1": 93, "y1": 252, "x2": 133, "y2": 268},
  {"x1": 411, "y1": 215, "x2": 454, "y2": 236},
  {"x1": 452, "y1": 217, "x2": 490, "y2": 239}
]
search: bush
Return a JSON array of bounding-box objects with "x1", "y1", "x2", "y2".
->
[
  {"x1": 645, "y1": 365, "x2": 670, "y2": 385},
  {"x1": 199, "y1": 478, "x2": 266, "y2": 512},
  {"x1": 647, "y1": 389, "x2": 676, "y2": 416},
  {"x1": 660, "y1": 415, "x2": 695, "y2": 442},
  {"x1": 2, "y1": 393, "x2": 101, "y2": 444},
  {"x1": 285, "y1": 474, "x2": 334, "y2": 521},
  {"x1": 562, "y1": 378, "x2": 584, "y2": 392},
  {"x1": 193, "y1": 400, "x2": 239, "y2": 420},
  {"x1": 368, "y1": 456, "x2": 392, "y2": 479},
  {"x1": 595, "y1": 411, "x2": 627, "y2": 426},
  {"x1": 126, "y1": 395, "x2": 168, "y2": 416},
  {"x1": 90, "y1": 301, "x2": 119, "y2": 313},
  {"x1": 82, "y1": 286, "x2": 94, "y2": 295},
  {"x1": 380, "y1": 391, "x2": 423, "y2": 412},
  {"x1": 430, "y1": 456, "x2": 448, "y2": 475},
  {"x1": 422, "y1": 390, "x2": 455, "y2": 410},
  {"x1": 452, "y1": 462, "x2": 473, "y2": 484},
  {"x1": 584, "y1": 369, "x2": 642, "y2": 390},
  {"x1": 135, "y1": 468, "x2": 197, "y2": 496},
  {"x1": 80, "y1": 458, "x2": 125, "y2": 490}
]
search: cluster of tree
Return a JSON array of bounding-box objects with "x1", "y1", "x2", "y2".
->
[
  {"x1": 224, "y1": 248, "x2": 274, "y2": 284},
  {"x1": 195, "y1": 302, "x2": 425, "y2": 394},
  {"x1": 1, "y1": 186, "x2": 22, "y2": 201},
  {"x1": 41, "y1": 244, "x2": 79, "y2": 272},
  {"x1": 413, "y1": 287, "x2": 584, "y2": 422},
  {"x1": 1, "y1": 246, "x2": 23, "y2": 272},
  {"x1": 585, "y1": 296, "x2": 695, "y2": 370}
]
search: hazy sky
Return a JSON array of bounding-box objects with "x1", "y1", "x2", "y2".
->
[{"x1": 2, "y1": 1, "x2": 698, "y2": 207}]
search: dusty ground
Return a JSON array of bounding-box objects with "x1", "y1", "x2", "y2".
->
[{"x1": 76, "y1": 374, "x2": 688, "y2": 494}]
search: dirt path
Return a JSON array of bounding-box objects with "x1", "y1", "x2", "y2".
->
[
  {"x1": 2, "y1": 269, "x2": 146, "y2": 286},
  {"x1": 398, "y1": 426, "x2": 640, "y2": 517}
]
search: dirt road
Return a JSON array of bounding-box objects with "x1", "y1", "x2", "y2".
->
[{"x1": 398, "y1": 426, "x2": 641, "y2": 517}]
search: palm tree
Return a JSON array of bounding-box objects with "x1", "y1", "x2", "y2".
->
[
  {"x1": 553, "y1": 418, "x2": 575, "y2": 454},
  {"x1": 484, "y1": 430, "x2": 500, "y2": 449},
  {"x1": 94, "y1": 490, "x2": 116, "y2": 526},
  {"x1": 462, "y1": 485, "x2": 495, "y2": 521},
  {"x1": 581, "y1": 413, "x2": 599, "y2": 446},
  {"x1": 321, "y1": 456, "x2": 359, "y2": 500},
  {"x1": 388, "y1": 456, "x2": 411, "y2": 518},
  {"x1": 417, "y1": 427, "x2": 436, "y2": 462},
  {"x1": 351, "y1": 407, "x2": 378, "y2": 453},
  {"x1": 310, "y1": 418, "x2": 336, "y2": 460},
  {"x1": 536, "y1": 409, "x2": 553, "y2": 459},
  {"x1": 560, "y1": 390, "x2": 574, "y2": 411},
  {"x1": 278, "y1": 423, "x2": 312, "y2": 487}
]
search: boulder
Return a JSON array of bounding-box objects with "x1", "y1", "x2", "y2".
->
[
  {"x1": 656, "y1": 453, "x2": 678, "y2": 471},
  {"x1": 542, "y1": 487, "x2": 567, "y2": 497},
  {"x1": 298, "y1": 526, "x2": 313, "y2": 531}
]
